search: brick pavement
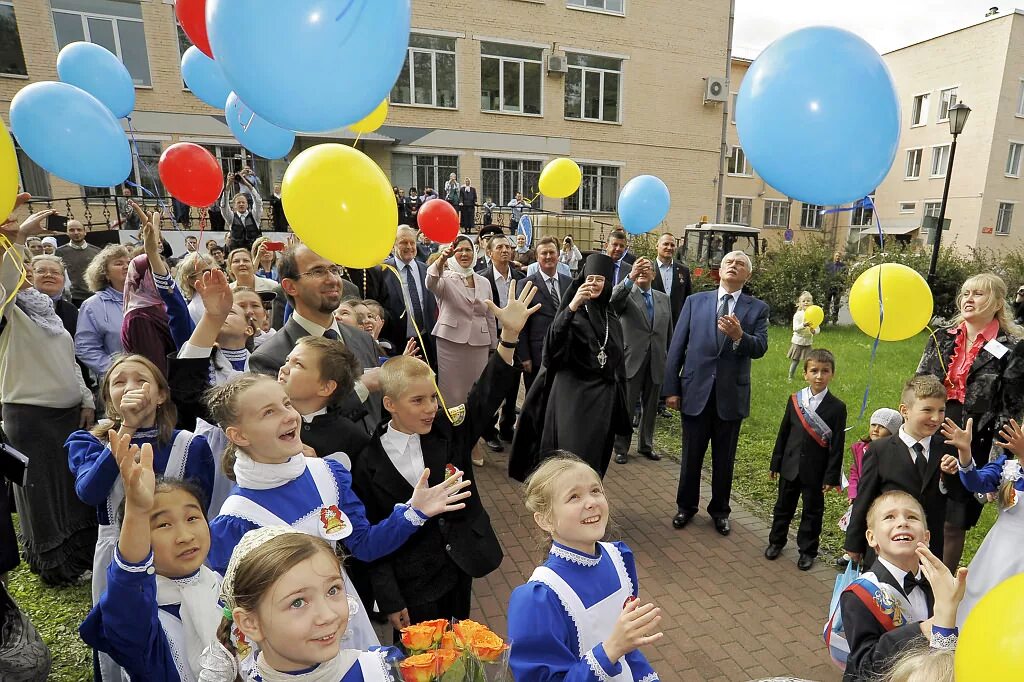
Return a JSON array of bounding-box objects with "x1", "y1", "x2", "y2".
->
[{"x1": 466, "y1": 446, "x2": 843, "y2": 682}]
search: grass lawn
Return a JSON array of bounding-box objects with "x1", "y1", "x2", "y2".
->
[{"x1": 653, "y1": 324, "x2": 998, "y2": 563}]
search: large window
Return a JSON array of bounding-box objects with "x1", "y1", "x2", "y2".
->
[
  {"x1": 565, "y1": 53, "x2": 622, "y2": 123},
  {"x1": 567, "y1": 0, "x2": 624, "y2": 13},
  {"x1": 1007, "y1": 142, "x2": 1023, "y2": 177},
  {"x1": 481, "y1": 42, "x2": 542, "y2": 115},
  {"x1": 563, "y1": 164, "x2": 619, "y2": 212},
  {"x1": 763, "y1": 199, "x2": 790, "y2": 228},
  {"x1": 481, "y1": 158, "x2": 542, "y2": 208},
  {"x1": 938, "y1": 87, "x2": 958, "y2": 122},
  {"x1": 905, "y1": 148, "x2": 922, "y2": 179},
  {"x1": 800, "y1": 203, "x2": 822, "y2": 229},
  {"x1": 391, "y1": 34, "x2": 457, "y2": 109},
  {"x1": 14, "y1": 142, "x2": 50, "y2": 198},
  {"x1": 84, "y1": 139, "x2": 164, "y2": 197},
  {"x1": 0, "y1": 1, "x2": 27, "y2": 76},
  {"x1": 724, "y1": 197, "x2": 751, "y2": 226},
  {"x1": 924, "y1": 201, "x2": 941, "y2": 218},
  {"x1": 391, "y1": 154, "x2": 459, "y2": 194},
  {"x1": 910, "y1": 93, "x2": 929, "y2": 126},
  {"x1": 727, "y1": 146, "x2": 750, "y2": 176},
  {"x1": 51, "y1": 0, "x2": 151, "y2": 86},
  {"x1": 931, "y1": 145, "x2": 950, "y2": 178},
  {"x1": 851, "y1": 200, "x2": 874, "y2": 226},
  {"x1": 997, "y1": 202, "x2": 1014, "y2": 235}
]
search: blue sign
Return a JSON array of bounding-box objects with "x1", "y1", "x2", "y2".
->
[{"x1": 518, "y1": 214, "x2": 533, "y2": 247}]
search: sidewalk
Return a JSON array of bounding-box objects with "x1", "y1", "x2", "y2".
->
[{"x1": 467, "y1": 447, "x2": 842, "y2": 682}]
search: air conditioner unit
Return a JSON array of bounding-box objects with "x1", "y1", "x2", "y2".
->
[
  {"x1": 548, "y1": 54, "x2": 568, "y2": 74},
  {"x1": 704, "y1": 76, "x2": 728, "y2": 103}
]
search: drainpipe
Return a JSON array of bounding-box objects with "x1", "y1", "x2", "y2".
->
[{"x1": 715, "y1": 0, "x2": 735, "y2": 223}]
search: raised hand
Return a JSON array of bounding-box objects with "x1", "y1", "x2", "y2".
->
[
  {"x1": 916, "y1": 543, "x2": 967, "y2": 630},
  {"x1": 111, "y1": 430, "x2": 156, "y2": 514},
  {"x1": 119, "y1": 381, "x2": 154, "y2": 429},
  {"x1": 402, "y1": 338, "x2": 421, "y2": 358},
  {"x1": 940, "y1": 417, "x2": 974, "y2": 465},
  {"x1": 568, "y1": 281, "x2": 595, "y2": 312},
  {"x1": 408, "y1": 468, "x2": 473, "y2": 518},
  {"x1": 996, "y1": 419, "x2": 1024, "y2": 458},
  {"x1": 2, "y1": 205, "x2": 57, "y2": 244},
  {"x1": 603, "y1": 598, "x2": 664, "y2": 662},
  {"x1": 628, "y1": 257, "x2": 650, "y2": 282},
  {"x1": 486, "y1": 280, "x2": 540, "y2": 337},
  {"x1": 194, "y1": 268, "x2": 233, "y2": 317}
]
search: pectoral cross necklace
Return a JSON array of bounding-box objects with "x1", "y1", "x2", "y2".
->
[{"x1": 586, "y1": 305, "x2": 610, "y2": 368}]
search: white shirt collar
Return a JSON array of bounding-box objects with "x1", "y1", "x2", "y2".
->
[
  {"x1": 716, "y1": 286, "x2": 741, "y2": 303},
  {"x1": 877, "y1": 556, "x2": 922, "y2": 587},
  {"x1": 67, "y1": 240, "x2": 89, "y2": 250},
  {"x1": 493, "y1": 265, "x2": 511, "y2": 282},
  {"x1": 291, "y1": 311, "x2": 342, "y2": 339},
  {"x1": 898, "y1": 426, "x2": 931, "y2": 460},
  {"x1": 380, "y1": 422, "x2": 425, "y2": 488},
  {"x1": 801, "y1": 386, "x2": 829, "y2": 412},
  {"x1": 658, "y1": 258, "x2": 673, "y2": 269},
  {"x1": 301, "y1": 407, "x2": 328, "y2": 423}
]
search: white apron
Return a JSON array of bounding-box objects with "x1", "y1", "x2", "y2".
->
[
  {"x1": 958, "y1": 494, "x2": 1024, "y2": 628},
  {"x1": 218, "y1": 458, "x2": 380, "y2": 650},
  {"x1": 531, "y1": 542, "x2": 634, "y2": 681}
]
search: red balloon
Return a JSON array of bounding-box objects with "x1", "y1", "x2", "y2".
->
[
  {"x1": 158, "y1": 143, "x2": 223, "y2": 207},
  {"x1": 176, "y1": 0, "x2": 212, "y2": 58},
  {"x1": 418, "y1": 199, "x2": 459, "y2": 243}
]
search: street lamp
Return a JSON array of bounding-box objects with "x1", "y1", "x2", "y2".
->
[{"x1": 928, "y1": 102, "x2": 971, "y2": 282}]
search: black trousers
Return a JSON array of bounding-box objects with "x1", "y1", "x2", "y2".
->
[
  {"x1": 769, "y1": 476, "x2": 825, "y2": 556},
  {"x1": 393, "y1": 571, "x2": 473, "y2": 644},
  {"x1": 677, "y1": 384, "x2": 743, "y2": 519},
  {"x1": 484, "y1": 373, "x2": 520, "y2": 440}
]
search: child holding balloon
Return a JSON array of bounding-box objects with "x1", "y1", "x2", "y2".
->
[{"x1": 787, "y1": 291, "x2": 821, "y2": 380}]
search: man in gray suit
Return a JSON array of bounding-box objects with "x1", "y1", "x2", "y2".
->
[{"x1": 610, "y1": 257, "x2": 672, "y2": 464}]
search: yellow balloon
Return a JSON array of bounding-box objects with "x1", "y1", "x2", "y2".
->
[
  {"x1": 538, "y1": 158, "x2": 582, "y2": 199},
  {"x1": 848, "y1": 263, "x2": 933, "y2": 342},
  {"x1": 0, "y1": 119, "x2": 18, "y2": 220},
  {"x1": 349, "y1": 100, "x2": 388, "y2": 134},
  {"x1": 281, "y1": 144, "x2": 397, "y2": 269},
  {"x1": 803, "y1": 305, "x2": 824, "y2": 328},
  {"x1": 955, "y1": 574, "x2": 1024, "y2": 681}
]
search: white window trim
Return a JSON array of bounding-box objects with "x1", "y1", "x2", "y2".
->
[
  {"x1": 905, "y1": 147, "x2": 923, "y2": 180},
  {"x1": 1006, "y1": 140, "x2": 1024, "y2": 178},
  {"x1": 564, "y1": 164, "x2": 621, "y2": 213},
  {"x1": 564, "y1": 58, "x2": 624, "y2": 125},
  {"x1": 391, "y1": 145, "x2": 466, "y2": 156},
  {"x1": 473, "y1": 151, "x2": 550, "y2": 162},
  {"x1": 930, "y1": 144, "x2": 950, "y2": 178},
  {"x1": 1017, "y1": 78, "x2": 1024, "y2": 118},
  {"x1": 936, "y1": 85, "x2": 959, "y2": 123},
  {"x1": 799, "y1": 203, "x2": 824, "y2": 229},
  {"x1": 413, "y1": 28, "x2": 466, "y2": 39},
  {"x1": 392, "y1": 36, "x2": 459, "y2": 110},
  {"x1": 726, "y1": 146, "x2": 751, "y2": 177},
  {"x1": 560, "y1": 46, "x2": 631, "y2": 61},
  {"x1": 899, "y1": 202, "x2": 918, "y2": 214},
  {"x1": 763, "y1": 199, "x2": 791, "y2": 228},
  {"x1": 472, "y1": 35, "x2": 549, "y2": 50},
  {"x1": 565, "y1": 0, "x2": 626, "y2": 18},
  {"x1": 572, "y1": 157, "x2": 625, "y2": 167},
  {"x1": 996, "y1": 201, "x2": 1015, "y2": 235},
  {"x1": 724, "y1": 196, "x2": 753, "y2": 226},
  {"x1": 910, "y1": 91, "x2": 930, "y2": 128},
  {"x1": 51, "y1": 7, "x2": 152, "y2": 87},
  {"x1": 480, "y1": 43, "x2": 545, "y2": 117}
]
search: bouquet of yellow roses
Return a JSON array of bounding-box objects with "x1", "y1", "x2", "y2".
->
[{"x1": 395, "y1": 618, "x2": 511, "y2": 682}]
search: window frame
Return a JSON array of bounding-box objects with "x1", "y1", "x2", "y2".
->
[
  {"x1": 910, "y1": 92, "x2": 929, "y2": 127},
  {"x1": 13, "y1": 141, "x2": 51, "y2": 198},
  {"x1": 566, "y1": 0, "x2": 625, "y2": 17},
  {"x1": 905, "y1": 148, "x2": 923, "y2": 180},
  {"x1": 762, "y1": 199, "x2": 790, "y2": 228},
  {"x1": 51, "y1": 2, "x2": 152, "y2": 87},
  {"x1": 930, "y1": 144, "x2": 950, "y2": 178},
  {"x1": 937, "y1": 86, "x2": 959, "y2": 123},
  {"x1": 996, "y1": 201, "x2": 1014, "y2": 235},
  {"x1": 479, "y1": 42, "x2": 544, "y2": 117},
  {"x1": 564, "y1": 51, "x2": 624, "y2": 124},
  {"x1": 0, "y1": 0, "x2": 28, "y2": 78},
  {"x1": 726, "y1": 146, "x2": 751, "y2": 177},
  {"x1": 1017, "y1": 78, "x2": 1024, "y2": 118},
  {"x1": 391, "y1": 153, "x2": 460, "y2": 195},
  {"x1": 851, "y1": 200, "x2": 875, "y2": 226},
  {"x1": 799, "y1": 203, "x2": 823, "y2": 230},
  {"x1": 562, "y1": 163, "x2": 621, "y2": 213},
  {"x1": 724, "y1": 196, "x2": 752, "y2": 226},
  {"x1": 923, "y1": 201, "x2": 941, "y2": 218},
  {"x1": 390, "y1": 33, "x2": 459, "y2": 110},
  {"x1": 1006, "y1": 141, "x2": 1024, "y2": 178},
  {"x1": 899, "y1": 201, "x2": 917, "y2": 214},
  {"x1": 480, "y1": 157, "x2": 544, "y2": 209}
]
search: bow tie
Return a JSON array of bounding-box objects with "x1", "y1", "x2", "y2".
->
[{"x1": 903, "y1": 572, "x2": 925, "y2": 595}]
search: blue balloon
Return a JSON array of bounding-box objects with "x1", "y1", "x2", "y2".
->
[
  {"x1": 56, "y1": 41, "x2": 135, "y2": 118},
  {"x1": 206, "y1": 0, "x2": 411, "y2": 133},
  {"x1": 226, "y1": 92, "x2": 295, "y2": 160},
  {"x1": 735, "y1": 26, "x2": 900, "y2": 207},
  {"x1": 617, "y1": 176, "x2": 670, "y2": 235},
  {"x1": 10, "y1": 81, "x2": 131, "y2": 188},
  {"x1": 181, "y1": 46, "x2": 231, "y2": 109}
]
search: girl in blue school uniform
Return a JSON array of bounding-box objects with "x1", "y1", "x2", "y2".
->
[
  {"x1": 203, "y1": 526, "x2": 395, "y2": 681},
  {"x1": 66, "y1": 353, "x2": 214, "y2": 682},
  {"x1": 203, "y1": 372, "x2": 473, "y2": 649},
  {"x1": 79, "y1": 432, "x2": 222, "y2": 682},
  {"x1": 508, "y1": 453, "x2": 663, "y2": 682}
]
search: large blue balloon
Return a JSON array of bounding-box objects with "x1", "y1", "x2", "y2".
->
[
  {"x1": 226, "y1": 92, "x2": 295, "y2": 160},
  {"x1": 735, "y1": 26, "x2": 900, "y2": 207},
  {"x1": 617, "y1": 175, "x2": 671, "y2": 235},
  {"x1": 56, "y1": 41, "x2": 135, "y2": 118},
  {"x1": 10, "y1": 81, "x2": 131, "y2": 188},
  {"x1": 206, "y1": 0, "x2": 411, "y2": 133},
  {"x1": 181, "y1": 46, "x2": 231, "y2": 109}
]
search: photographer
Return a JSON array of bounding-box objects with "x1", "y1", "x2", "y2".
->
[
  {"x1": 220, "y1": 169, "x2": 263, "y2": 253},
  {"x1": 559, "y1": 234, "x2": 583, "y2": 275}
]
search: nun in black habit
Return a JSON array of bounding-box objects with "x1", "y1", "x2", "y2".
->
[{"x1": 509, "y1": 253, "x2": 631, "y2": 481}]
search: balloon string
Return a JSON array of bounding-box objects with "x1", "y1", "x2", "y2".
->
[
  {"x1": 0, "y1": 234, "x2": 28, "y2": 319},
  {"x1": 353, "y1": 132, "x2": 362, "y2": 148},
  {"x1": 858, "y1": 195, "x2": 885, "y2": 420},
  {"x1": 380, "y1": 263, "x2": 460, "y2": 425},
  {"x1": 925, "y1": 325, "x2": 948, "y2": 377},
  {"x1": 125, "y1": 116, "x2": 168, "y2": 216}
]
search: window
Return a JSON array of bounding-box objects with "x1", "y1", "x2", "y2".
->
[
  {"x1": 83, "y1": 139, "x2": 165, "y2": 197},
  {"x1": 14, "y1": 142, "x2": 50, "y2": 197},
  {"x1": 905, "y1": 148, "x2": 922, "y2": 179},
  {"x1": 727, "y1": 146, "x2": 749, "y2": 176},
  {"x1": 997, "y1": 202, "x2": 1014, "y2": 235},
  {"x1": 1018, "y1": 79, "x2": 1024, "y2": 116},
  {"x1": 0, "y1": 1, "x2": 27, "y2": 76},
  {"x1": 565, "y1": 52, "x2": 622, "y2": 123},
  {"x1": 563, "y1": 164, "x2": 619, "y2": 212},
  {"x1": 730, "y1": 93, "x2": 737, "y2": 124},
  {"x1": 763, "y1": 199, "x2": 790, "y2": 228},
  {"x1": 391, "y1": 34, "x2": 457, "y2": 108},
  {"x1": 910, "y1": 93, "x2": 929, "y2": 126},
  {"x1": 567, "y1": 0, "x2": 624, "y2": 13},
  {"x1": 481, "y1": 158, "x2": 543, "y2": 209},
  {"x1": 1007, "y1": 142, "x2": 1023, "y2": 177},
  {"x1": 938, "y1": 87, "x2": 958, "y2": 122},
  {"x1": 481, "y1": 42, "x2": 542, "y2": 115},
  {"x1": 391, "y1": 154, "x2": 459, "y2": 194},
  {"x1": 899, "y1": 202, "x2": 917, "y2": 213},
  {"x1": 51, "y1": 0, "x2": 151, "y2": 86},
  {"x1": 924, "y1": 201, "x2": 941, "y2": 218},
  {"x1": 800, "y1": 203, "x2": 822, "y2": 229},
  {"x1": 851, "y1": 200, "x2": 874, "y2": 226},
  {"x1": 724, "y1": 197, "x2": 751, "y2": 226},
  {"x1": 931, "y1": 145, "x2": 950, "y2": 177}
]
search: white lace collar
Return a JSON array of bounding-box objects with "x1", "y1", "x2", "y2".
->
[{"x1": 549, "y1": 541, "x2": 602, "y2": 568}]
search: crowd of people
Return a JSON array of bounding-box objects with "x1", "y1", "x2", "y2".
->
[{"x1": 1, "y1": 175, "x2": 1023, "y2": 682}]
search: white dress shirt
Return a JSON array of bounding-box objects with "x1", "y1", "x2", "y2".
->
[
  {"x1": 877, "y1": 556, "x2": 930, "y2": 622},
  {"x1": 898, "y1": 426, "x2": 931, "y2": 464},
  {"x1": 397, "y1": 258, "x2": 425, "y2": 336},
  {"x1": 380, "y1": 422, "x2": 426, "y2": 488},
  {"x1": 542, "y1": 272, "x2": 561, "y2": 302},
  {"x1": 715, "y1": 286, "x2": 741, "y2": 315},
  {"x1": 658, "y1": 259, "x2": 674, "y2": 298},
  {"x1": 493, "y1": 266, "x2": 512, "y2": 307},
  {"x1": 800, "y1": 386, "x2": 829, "y2": 414}
]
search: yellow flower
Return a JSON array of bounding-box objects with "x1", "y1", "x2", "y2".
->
[
  {"x1": 399, "y1": 652, "x2": 438, "y2": 682},
  {"x1": 401, "y1": 624, "x2": 439, "y2": 653},
  {"x1": 440, "y1": 630, "x2": 457, "y2": 651},
  {"x1": 419, "y1": 618, "x2": 449, "y2": 645},
  {"x1": 453, "y1": 619, "x2": 487, "y2": 647},
  {"x1": 435, "y1": 648, "x2": 461, "y2": 674},
  {"x1": 469, "y1": 629, "x2": 509, "y2": 662}
]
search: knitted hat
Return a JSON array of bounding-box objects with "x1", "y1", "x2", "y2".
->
[
  {"x1": 220, "y1": 526, "x2": 301, "y2": 609},
  {"x1": 869, "y1": 408, "x2": 903, "y2": 436},
  {"x1": 40, "y1": 237, "x2": 58, "y2": 248}
]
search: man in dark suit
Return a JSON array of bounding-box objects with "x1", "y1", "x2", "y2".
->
[
  {"x1": 249, "y1": 244, "x2": 382, "y2": 431},
  {"x1": 651, "y1": 232, "x2": 692, "y2": 417},
  {"x1": 479, "y1": 234, "x2": 525, "y2": 449},
  {"x1": 605, "y1": 229, "x2": 634, "y2": 286},
  {"x1": 519, "y1": 236, "x2": 572, "y2": 395},
  {"x1": 663, "y1": 251, "x2": 770, "y2": 535},
  {"x1": 383, "y1": 227, "x2": 437, "y2": 367}
]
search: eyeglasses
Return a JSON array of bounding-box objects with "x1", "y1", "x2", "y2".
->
[{"x1": 298, "y1": 265, "x2": 344, "y2": 279}]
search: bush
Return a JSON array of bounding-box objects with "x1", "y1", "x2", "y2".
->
[{"x1": 746, "y1": 237, "x2": 845, "y2": 324}]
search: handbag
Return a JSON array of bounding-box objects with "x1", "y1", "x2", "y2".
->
[
  {"x1": 0, "y1": 427, "x2": 27, "y2": 487},
  {"x1": 823, "y1": 561, "x2": 861, "y2": 669},
  {"x1": 0, "y1": 581, "x2": 51, "y2": 681}
]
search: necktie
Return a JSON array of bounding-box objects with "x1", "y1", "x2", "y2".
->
[
  {"x1": 903, "y1": 572, "x2": 923, "y2": 595},
  {"x1": 404, "y1": 263, "x2": 424, "y2": 327},
  {"x1": 547, "y1": 277, "x2": 559, "y2": 303},
  {"x1": 642, "y1": 290, "x2": 654, "y2": 324},
  {"x1": 717, "y1": 294, "x2": 730, "y2": 349},
  {"x1": 614, "y1": 261, "x2": 622, "y2": 284},
  {"x1": 913, "y1": 443, "x2": 928, "y2": 478},
  {"x1": 323, "y1": 329, "x2": 340, "y2": 341}
]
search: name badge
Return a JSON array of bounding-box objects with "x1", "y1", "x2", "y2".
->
[{"x1": 984, "y1": 339, "x2": 1009, "y2": 359}]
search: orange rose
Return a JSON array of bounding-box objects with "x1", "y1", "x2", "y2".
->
[
  {"x1": 401, "y1": 624, "x2": 439, "y2": 653},
  {"x1": 453, "y1": 619, "x2": 487, "y2": 647},
  {"x1": 468, "y1": 629, "x2": 509, "y2": 662},
  {"x1": 434, "y1": 648, "x2": 460, "y2": 674},
  {"x1": 419, "y1": 618, "x2": 449, "y2": 645},
  {"x1": 440, "y1": 630, "x2": 457, "y2": 651},
  {"x1": 399, "y1": 652, "x2": 437, "y2": 682}
]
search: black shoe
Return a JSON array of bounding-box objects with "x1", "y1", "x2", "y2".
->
[
  {"x1": 798, "y1": 554, "x2": 815, "y2": 571},
  {"x1": 713, "y1": 518, "x2": 731, "y2": 536},
  {"x1": 672, "y1": 511, "x2": 694, "y2": 529},
  {"x1": 484, "y1": 438, "x2": 504, "y2": 452},
  {"x1": 835, "y1": 555, "x2": 850, "y2": 570},
  {"x1": 641, "y1": 451, "x2": 662, "y2": 461},
  {"x1": 614, "y1": 453, "x2": 628, "y2": 464},
  {"x1": 764, "y1": 544, "x2": 783, "y2": 560},
  {"x1": 658, "y1": 406, "x2": 671, "y2": 418}
]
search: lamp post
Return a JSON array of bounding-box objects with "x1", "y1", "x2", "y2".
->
[{"x1": 928, "y1": 102, "x2": 971, "y2": 283}]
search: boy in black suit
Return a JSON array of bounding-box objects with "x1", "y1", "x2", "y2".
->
[
  {"x1": 766, "y1": 349, "x2": 847, "y2": 571},
  {"x1": 839, "y1": 490, "x2": 966, "y2": 682},
  {"x1": 844, "y1": 375, "x2": 962, "y2": 564},
  {"x1": 351, "y1": 281, "x2": 539, "y2": 638}
]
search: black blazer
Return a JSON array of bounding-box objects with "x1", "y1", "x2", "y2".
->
[
  {"x1": 651, "y1": 260, "x2": 693, "y2": 325},
  {"x1": 301, "y1": 407, "x2": 371, "y2": 460},
  {"x1": 844, "y1": 434, "x2": 962, "y2": 557},
  {"x1": 351, "y1": 352, "x2": 515, "y2": 613},
  {"x1": 518, "y1": 270, "x2": 572, "y2": 368},
  {"x1": 381, "y1": 256, "x2": 437, "y2": 355},
  {"x1": 840, "y1": 559, "x2": 932, "y2": 682},
  {"x1": 770, "y1": 392, "x2": 847, "y2": 486}
]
